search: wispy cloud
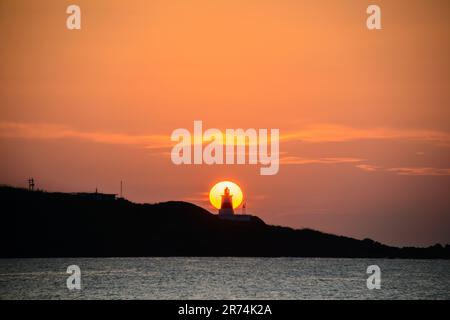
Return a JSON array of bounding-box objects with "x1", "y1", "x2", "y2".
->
[
  {"x1": 3, "y1": 121, "x2": 450, "y2": 148},
  {"x1": 387, "y1": 167, "x2": 450, "y2": 176},
  {"x1": 281, "y1": 124, "x2": 450, "y2": 146},
  {"x1": 281, "y1": 156, "x2": 364, "y2": 165},
  {"x1": 0, "y1": 122, "x2": 170, "y2": 149},
  {"x1": 356, "y1": 164, "x2": 450, "y2": 176},
  {"x1": 355, "y1": 164, "x2": 381, "y2": 172},
  {"x1": 2, "y1": 122, "x2": 449, "y2": 177},
  {"x1": 282, "y1": 156, "x2": 450, "y2": 177}
]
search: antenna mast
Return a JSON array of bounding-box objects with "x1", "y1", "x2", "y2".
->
[{"x1": 28, "y1": 178, "x2": 35, "y2": 191}]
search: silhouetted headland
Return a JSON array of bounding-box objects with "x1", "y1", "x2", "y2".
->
[{"x1": 1, "y1": 186, "x2": 449, "y2": 259}]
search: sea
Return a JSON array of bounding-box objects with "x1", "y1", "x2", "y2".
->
[{"x1": 0, "y1": 257, "x2": 449, "y2": 300}]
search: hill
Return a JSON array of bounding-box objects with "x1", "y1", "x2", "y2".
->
[{"x1": 0, "y1": 186, "x2": 448, "y2": 258}]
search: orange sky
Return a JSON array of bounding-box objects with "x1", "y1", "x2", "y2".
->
[{"x1": 1, "y1": 0, "x2": 449, "y2": 246}]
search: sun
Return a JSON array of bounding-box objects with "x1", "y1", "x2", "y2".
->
[{"x1": 209, "y1": 181, "x2": 243, "y2": 210}]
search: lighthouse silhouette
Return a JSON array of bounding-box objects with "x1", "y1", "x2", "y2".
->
[
  {"x1": 218, "y1": 187, "x2": 234, "y2": 217},
  {"x1": 217, "y1": 186, "x2": 251, "y2": 221}
]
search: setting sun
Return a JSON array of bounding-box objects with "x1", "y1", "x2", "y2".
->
[{"x1": 209, "y1": 181, "x2": 243, "y2": 210}]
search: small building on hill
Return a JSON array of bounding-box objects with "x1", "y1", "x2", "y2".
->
[{"x1": 76, "y1": 189, "x2": 117, "y2": 201}]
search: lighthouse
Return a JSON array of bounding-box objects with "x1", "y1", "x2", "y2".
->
[
  {"x1": 218, "y1": 187, "x2": 235, "y2": 217},
  {"x1": 216, "y1": 185, "x2": 251, "y2": 221}
]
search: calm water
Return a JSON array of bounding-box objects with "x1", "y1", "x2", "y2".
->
[{"x1": 0, "y1": 258, "x2": 449, "y2": 299}]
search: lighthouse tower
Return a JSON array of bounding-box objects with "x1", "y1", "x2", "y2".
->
[{"x1": 218, "y1": 187, "x2": 234, "y2": 217}]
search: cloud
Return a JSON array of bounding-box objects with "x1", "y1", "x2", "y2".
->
[
  {"x1": 281, "y1": 124, "x2": 450, "y2": 146},
  {"x1": 387, "y1": 167, "x2": 450, "y2": 176},
  {"x1": 283, "y1": 157, "x2": 450, "y2": 177},
  {"x1": 355, "y1": 164, "x2": 381, "y2": 172},
  {"x1": 3, "y1": 121, "x2": 450, "y2": 149},
  {"x1": 355, "y1": 164, "x2": 450, "y2": 176},
  {"x1": 281, "y1": 156, "x2": 364, "y2": 165},
  {"x1": 0, "y1": 122, "x2": 169, "y2": 149},
  {"x1": 2, "y1": 122, "x2": 449, "y2": 177}
]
